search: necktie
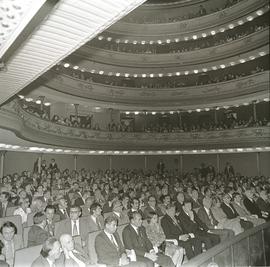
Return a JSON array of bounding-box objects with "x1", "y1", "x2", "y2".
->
[
  {"x1": 110, "y1": 235, "x2": 118, "y2": 250},
  {"x1": 73, "y1": 221, "x2": 79, "y2": 236},
  {"x1": 96, "y1": 218, "x2": 101, "y2": 230}
]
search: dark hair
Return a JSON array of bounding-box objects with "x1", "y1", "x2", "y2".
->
[
  {"x1": 40, "y1": 237, "x2": 58, "y2": 258},
  {"x1": 69, "y1": 205, "x2": 81, "y2": 215},
  {"x1": 104, "y1": 215, "x2": 118, "y2": 225},
  {"x1": 45, "y1": 205, "x2": 55, "y2": 212},
  {"x1": 33, "y1": 212, "x2": 46, "y2": 224},
  {"x1": 146, "y1": 211, "x2": 157, "y2": 223},
  {"x1": 147, "y1": 195, "x2": 156, "y2": 202},
  {"x1": 90, "y1": 203, "x2": 102, "y2": 214},
  {"x1": 232, "y1": 192, "x2": 241, "y2": 201},
  {"x1": 0, "y1": 221, "x2": 17, "y2": 235},
  {"x1": 0, "y1": 191, "x2": 10, "y2": 200},
  {"x1": 130, "y1": 198, "x2": 139, "y2": 206},
  {"x1": 128, "y1": 211, "x2": 141, "y2": 221}
]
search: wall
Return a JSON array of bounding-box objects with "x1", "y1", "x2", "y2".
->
[{"x1": 2, "y1": 151, "x2": 270, "y2": 176}]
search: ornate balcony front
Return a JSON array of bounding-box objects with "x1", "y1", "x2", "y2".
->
[{"x1": 0, "y1": 100, "x2": 269, "y2": 150}]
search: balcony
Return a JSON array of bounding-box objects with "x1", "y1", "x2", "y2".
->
[{"x1": 0, "y1": 100, "x2": 269, "y2": 150}]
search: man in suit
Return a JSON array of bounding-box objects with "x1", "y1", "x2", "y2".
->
[
  {"x1": 0, "y1": 192, "x2": 13, "y2": 218},
  {"x1": 28, "y1": 212, "x2": 50, "y2": 247},
  {"x1": 74, "y1": 190, "x2": 91, "y2": 207},
  {"x1": 161, "y1": 204, "x2": 203, "y2": 260},
  {"x1": 81, "y1": 196, "x2": 95, "y2": 217},
  {"x1": 95, "y1": 215, "x2": 147, "y2": 267},
  {"x1": 105, "y1": 200, "x2": 129, "y2": 225},
  {"x1": 197, "y1": 197, "x2": 235, "y2": 242},
  {"x1": 60, "y1": 233, "x2": 105, "y2": 267},
  {"x1": 130, "y1": 198, "x2": 144, "y2": 219},
  {"x1": 87, "y1": 203, "x2": 104, "y2": 232},
  {"x1": 122, "y1": 211, "x2": 174, "y2": 267},
  {"x1": 243, "y1": 190, "x2": 269, "y2": 220},
  {"x1": 31, "y1": 237, "x2": 62, "y2": 267},
  {"x1": 221, "y1": 194, "x2": 253, "y2": 230},
  {"x1": 0, "y1": 221, "x2": 23, "y2": 267},
  {"x1": 55, "y1": 195, "x2": 69, "y2": 221},
  {"x1": 55, "y1": 205, "x2": 90, "y2": 246},
  {"x1": 45, "y1": 205, "x2": 60, "y2": 236},
  {"x1": 256, "y1": 190, "x2": 270, "y2": 214},
  {"x1": 143, "y1": 196, "x2": 163, "y2": 218},
  {"x1": 177, "y1": 201, "x2": 220, "y2": 251}
]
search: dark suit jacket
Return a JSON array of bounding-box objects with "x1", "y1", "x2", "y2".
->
[
  {"x1": 0, "y1": 202, "x2": 14, "y2": 218},
  {"x1": 28, "y1": 225, "x2": 50, "y2": 247},
  {"x1": 86, "y1": 215, "x2": 104, "y2": 232},
  {"x1": 243, "y1": 197, "x2": 262, "y2": 218},
  {"x1": 143, "y1": 205, "x2": 163, "y2": 218},
  {"x1": 197, "y1": 207, "x2": 218, "y2": 229},
  {"x1": 160, "y1": 214, "x2": 186, "y2": 240},
  {"x1": 55, "y1": 217, "x2": 90, "y2": 242},
  {"x1": 221, "y1": 203, "x2": 239, "y2": 219},
  {"x1": 55, "y1": 208, "x2": 69, "y2": 221},
  {"x1": 122, "y1": 224, "x2": 153, "y2": 257},
  {"x1": 95, "y1": 230, "x2": 125, "y2": 266},
  {"x1": 256, "y1": 197, "x2": 270, "y2": 213}
]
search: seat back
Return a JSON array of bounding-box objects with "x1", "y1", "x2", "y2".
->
[
  {"x1": 0, "y1": 215, "x2": 22, "y2": 235},
  {"x1": 6, "y1": 206, "x2": 19, "y2": 217},
  {"x1": 14, "y1": 245, "x2": 42, "y2": 267},
  {"x1": 117, "y1": 223, "x2": 128, "y2": 244},
  {"x1": 23, "y1": 226, "x2": 32, "y2": 248},
  {"x1": 27, "y1": 212, "x2": 34, "y2": 227},
  {"x1": 87, "y1": 230, "x2": 101, "y2": 264}
]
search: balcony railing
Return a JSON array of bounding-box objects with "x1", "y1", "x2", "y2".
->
[{"x1": 1, "y1": 101, "x2": 269, "y2": 150}]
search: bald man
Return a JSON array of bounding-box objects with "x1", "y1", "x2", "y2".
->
[{"x1": 59, "y1": 234, "x2": 105, "y2": 267}]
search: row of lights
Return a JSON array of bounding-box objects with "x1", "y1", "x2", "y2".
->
[
  {"x1": 60, "y1": 51, "x2": 267, "y2": 78},
  {"x1": 96, "y1": 8, "x2": 267, "y2": 45},
  {"x1": 121, "y1": 98, "x2": 270, "y2": 115},
  {"x1": 18, "y1": 95, "x2": 51, "y2": 106},
  {"x1": 0, "y1": 143, "x2": 269, "y2": 154}
]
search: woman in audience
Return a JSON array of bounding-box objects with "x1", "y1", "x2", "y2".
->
[
  {"x1": 13, "y1": 197, "x2": 32, "y2": 226},
  {"x1": 211, "y1": 197, "x2": 243, "y2": 235},
  {"x1": 0, "y1": 221, "x2": 23, "y2": 267},
  {"x1": 144, "y1": 211, "x2": 184, "y2": 267}
]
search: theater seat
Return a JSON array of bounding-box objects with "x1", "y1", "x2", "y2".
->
[
  {"x1": 87, "y1": 230, "x2": 101, "y2": 264},
  {"x1": 14, "y1": 245, "x2": 42, "y2": 267},
  {"x1": 0, "y1": 215, "x2": 22, "y2": 235},
  {"x1": 23, "y1": 226, "x2": 31, "y2": 247},
  {"x1": 26, "y1": 213, "x2": 34, "y2": 227}
]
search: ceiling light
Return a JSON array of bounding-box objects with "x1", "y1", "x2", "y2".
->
[
  {"x1": 202, "y1": 68, "x2": 208, "y2": 72},
  {"x1": 98, "y1": 151, "x2": 104, "y2": 154},
  {"x1": 211, "y1": 30, "x2": 216, "y2": 35},
  {"x1": 141, "y1": 40, "x2": 146, "y2": 44},
  {"x1": 247, "y1": 16, "x2": 253, "y2": 21},
  {"x1": 196, "y1": 109, "x2": 201, "y2": 112},
  {"x1": 176, "y1": 72, "x2": 180, "y2": 76},
  {"x1": 218, "y1": 149, "x2": 224, "y2": 152},
  {"x1": 157, "y1": 40, "x2": 162, "y2": 44},
  {"x1": 134, "y1": 111, "x2": 139, "y2": 115},
  {"x1": 124, "y1": 40, "x2": 129, "y2": 43},
  {"x1": 212, "y1": 66, "x2": 217, "y2": 70},
  {"x1": 158, "y1": 73, "x2": 163, "y2": 77},
  {"x1": 220, "y1": 64, "x2": 226, "y2": 68},
  {"x1": 201, "y1": 33, "x2": 207, "y2": 38},
  {"x1": 243, "y1": 102, "x2": 249, "y2": 105},
  {"x1": 256, "y1": 10, "x2": 263, "y2": 16},
  {"x1": 115, "y1": 39, "x2": 120, "y2": 43},
  {"x1": 192, "y1": 150, "x2": 197, "y2": 153},
  {"x1": 107, "y1": 37, "x2": 112, "y2": 41},
  {"x1": 239, "y1": 59, "x2": 246, "y2": 63},
  {"x1": 184, "y1": 71, "x2": 189, "y2": 75},
  {"x1": 125, "y1": 112, "x2": 130, "y2": 115},
  {"x1": 89, "y1": 151, "x2": 95, "y2": 154},
  {"x1": 219, "y1": 28, "x2": 225, "y2": 32},
  {"x1": 152, "y1": 112, "x2": 156, "y2": 115},
  {"x1": 184, "y1": 37, "x2": 189, "y2": 41},
  {"x1": 249, "y1": 56, "x2": 255, "y2": 60},
  {"x1": 237, "y1": 148, "x2": 244, "y2": 152},
  {"x1": 174, "y1": 38, "x2": 180, "y2": 42},
  {"x1": 35, "y1": 100, "x2": 41, "y2": 104},
  {"x1": 149, "y1": 40, "x2": 154, "y2": 44},
  {"x1": 259, "y1": 51, "x2": 266, "y2": 56},
  {"x1": 223, "y1": 105, "x2": 229, "y2": 109},
  {"x1": 193, "y1": 70, "x2": 199, "y2": 74},
  {"x1": 166, "y1": 39, "x2": 171, "y2": 43},
  {"x1": 192, "y1": 35, "x2": 197, "y2": 40},
  {"x1": 18, "y1": 95, "x2": 24, "y2": 99},
  {"x1": 188, "y1": 110, "x2": 192, "y2": 113},
  {"x1": 142, "y1": 74, "x2": 146, "y2": 78},
  {"x1": 167, "y1": 73, "x2": 172, "y2": 76},
  {"x1": 95, "y1": 107, "x2": 101, "y2": 110},
  {"x1": 114, "y1": 151, "x2": 120, "y2": 154},
  {"x1": 169, "y1": 111, "x2": 174, "y2": 114},
  {"x1": 123, "y1": 151, "x2": 128, "y2": 154},
  {"x1": 99, "y1": 70, "x2": 104, "y2": 74},
  {"x1": 228, "y1": 24, "x2": 234, "y2": 29},
  {"x1": 64, "y1": 63, "x2": 70, "y2": 68},
  {"x1": 44, "y1": 102, "x2": 51, "y2": 106},
  {"x1": 237, "y1": 20, "x2": 244, "y2": 25},
  {"x1": 25, "y1": 98, "x2": 33, "y2": 102},
  {"x1": 116, "y1": 73, "x2": 120, "y2": 76},
  {"x1": 73, "y1": 65, "x2": 79, "y2": 70},
  {"x1": 133, "y1": 74, "x2": 138, "y2": 77},
  {"x1": 230, "y1": 62, "x2": 235, "y2": 66},
  {"x1": 133, "y1": 40, "x2": 137, "y2": 44},
  {"x1": 124, "y1": 73, "x2": 129, "y2": 77},
  {"x1": 263, "y1": 98, "x2": 269, "y2": 102},
  {"x1": 150, "y1": 74, "x2": 154, "y2": 78},
  {"x1": 81, "y1": 69, "x2": 85, "y2": 72},
  {"x1": 205, "y1": 108, "x2": 210, "y2": 111},
  {"x1": 216, "y1": 107, "x2": 220, "y2": 110},
  {"x1": 90, "y1": 69, "x2": 95, "y2": 73},
  {"x1": 98, "y1": 36, "x2": 103, "y2": 40},
  {"x1": 108, "y1": 72, "x2": 113, "y2": 76}
]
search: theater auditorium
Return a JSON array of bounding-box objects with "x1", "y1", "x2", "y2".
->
[{"x1": 0, "y1": 0, "x2": 269, "y2": 266}]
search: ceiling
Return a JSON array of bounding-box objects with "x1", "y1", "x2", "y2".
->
[{"x1": 0, "y1": 0, "x2": 147, "y2": 106}]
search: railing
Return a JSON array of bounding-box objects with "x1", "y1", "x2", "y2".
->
[
  {"x1": 42, "y1": 71, "x2": 269, "y2": 106},
  {"x1": 107, "y1": 0, "x2": 267, "y2": 38},
  {"x1": 182, "y1": 222, "x2": 270, "y2": 267},
  {"x1": 79, "y1": 28, "x2": 269, "y2": 66},
  {"x1": 1, "y1": 101, "x2": 269, "y2": 150}
]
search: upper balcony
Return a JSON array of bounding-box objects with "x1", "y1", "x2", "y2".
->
[
  {"x1": 40, "y1": 70, "x2": 269, "y2": 108},
  {"x1": 76, "y1": 27, "x2": 269, "y2": 67},
  {"x1": 105, "y1": 0, "x2": 268, "y2": 41},
  {"x1": 0, "y1": 100, "x2": 269, "y2": 150}
]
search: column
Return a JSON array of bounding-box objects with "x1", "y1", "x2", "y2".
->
[
  {"x1": 39, "y1": 96, "x2": 45, "y2": 111},
  {"x1": 74, "y1": 104, "x2": 79, "y2": 120},
  {"x1": 216, "y1": 154, "x2": 220, "y2": 173},
  {"x1": 38, "y1": 154, "x2": 42, "y2": 174},
  {"x1": 0, "y1": 151, "x2": 6, "y2": 180},
  {"x1": 214, "y1": 109, "x2": 218, "y2": 124},
  {"x1": 144, "y1": 156, "x2": 147, "y2": 170},
  {"x1": 179, "y1": 154, "x2": 183, "y2": 176},
  {"x1": 253, "y1": 101, "x2": 257, "y2": 121},
  {"x1": 109, "y1": 156, "x2": 112, "y2": 170},
  {"x1": 74, "y1": 155, "x2": 78, "y2": 171},
  {"x1": 178, "y1": 112, "x2": 182, "y2": 128},
  {"x1": 256, "y1": 152, "x2": 260, "y2": 176}
]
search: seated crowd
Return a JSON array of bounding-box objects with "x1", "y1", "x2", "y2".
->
[
  {"x1": 0, "y1": 160, "x2": 269, "y2": 266},
  {"x1": 94, "y1": 15, "x2": 268, "y2": 54}
]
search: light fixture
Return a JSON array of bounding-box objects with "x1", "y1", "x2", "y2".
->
[
  {"x1": 205, "y1": 108, "x2": 210, "y2": 111},
  {"x1": 73, "y1": 66, "x2": 79, "y2": 70},
  {"x1": 246, "y1": 16, "x2": 253, "y2": 21},
  {"x1": 90, "y1": 69, "x2": 95, "y2": 73},
  {"x1": 174, "y1": 38, "x2": 180, "y2": 42},
  {"x1": 219, "y1": 28, "x2": 225, "y2": 32},
  {"x1": 188, "y1": 110, "x2": 192, "y2": 113},
  {"x1": 176, "y1": 72, "x2": 180, "y2": 76},
  {"x1": 216, "y1": 107, "x2": 220, "y2": 110},
  {"x1": 142, "y1": 74, "x2": 146, "y2": 78},
  {"x1": 249, "y1": 56, "x2": 255, "y2": 60},
  {"x1": 152, "y1": 112, "x2": 156, "y2": 115},
  {"x1": 108, "y1": 72, "x2": 113, "y2": 76},
  {"x1": 228, "y1": 24, "x2": 234, "y2": 29},
  {"x1": 107, "y1": 37, "x2": 112, "y2": 41},
  {"x1": 44, "y1": 102, "x2": 51, "y2": 106},
  {"x1": 166, "y1": 39, "x2": 171, "y2": 43},
  {"x1": 239, "y1": 59, "x2": 246, "y2": 63},
  {"x1": 196, "y1": 109, "x2": 201, "y2": 112},
  {"x1": 167, "y1": 73, "x2": 172, "y2": 76},
  {"x1": 184, "y1": 71, "x2": 189, "y2": 75},
  {"x1": 169, "y1": 111, "x2": 174, "y2": 114},
  {"x1": 18, "y1": 95, "x2": 24, "y2": 99},
  {"x1": 125, "y1": 111, "x2": 130, "y2": 115},
  {"x1": 237, "y1": 20, "x2": 244, "y2": 25},
  {"x1": 157, "y1": 40, "x2": 162, "y2": 44},
  {"x1": 133, "y1": 74, "x2": 138, "y2": 77},
  {"x1": 116, "y1": 73, "x2": 120, "y2": 76},
  {"x1": 124, "y1": 73, "x2": 129, "y2": 77},
  {"x1": 202, "y1": 68, "x2": 208, "y2": 72},
  {"x1": 115, "y1": 39, "x2": 120, "y2": 43},
  {"x1": 201, "y1": 33, "x2": 207, "y2": 38},
  {"x1": 263, "y1": 98, "x2": 269, "y2": 102},
  {"x1": 212, "y1": 66, "x2": 217, "y2": 70},
  {"x1": 193, "y1": 70, "x2": 199, "y2": 74},
  {"x1": 35, "y1": 100, "x2": 41, "y2": 104},
  {"x1": 192, "y1": 35, "x2": 197, "y2": 40},
  {"x1": 158, "y1": 73, "x2": 163, "y2": 77},
  {"x1": 95, "y1": 107, "x2": 101, "y2": 110},
  {"x1": 243, "y1": 102, "x2": 249, "y2": 106},
  {"x1": 230, "y1": 62, "x2": 235, "y2": 66},
  {"x1": 220, "y1": 64, "x2": 226, "y2": 68},
  {"x1": 133, "y1": 40, "x2": 137, "y2": 44},
  {"x1": 150, "y1": 74, "x2": 154, "y2": 78},
  {"x1": 98, "y1": 36, "x2": 103, "y2": 40},
  {"x1": 64, "y1": 63, "x2": 70, "y2": 68},
  {"x1": 81, "y1": 69, "x2": 85, "y2": 72},
  {"x1": 259, "y1": 51, "x2": 266, "y2": 56},
  {"x1": 210, "y1": 30, "x2": 216, "y2": 35},
  {"x1": 134, "y1": 111, "x2": 139, "y2": 115},
  {"x1": 141, "y1": 40, "x2": 146, "y2": 44},
  {"x1": 149, "y1": 40, "x2": 154, "y2": 44},
  {"x1": 184, "y1": 37, "x2": 189, "y2": 41},
  {"x1": 98, "y1": 151, "x2": 104, "y2": 154},
  {"x1": 256, "y1": 10, "x2": 263, "y2": 16},
  {"x1": 25, "y1": 98, "x2": 33, "y2": 102},
  {"x1": 99, "y1": 70, "x2": 104, "y2": 75},
  {"x1": 124, "y1": 40, "x2": 129, "y2": 43}
]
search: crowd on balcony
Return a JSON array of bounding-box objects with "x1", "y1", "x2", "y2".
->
[
  {"x1": 56, "y1": 57, "x2": 267, "y2": 89},
  {"x1": 93, "y1": 15, "x2": 268, "y2": 54},
  {"x1": 0, "y1": 158, "x2": 269, "y2": 266},
  {"x1": 123, "y1": 0, "x2": 242, "y2": 24}
]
